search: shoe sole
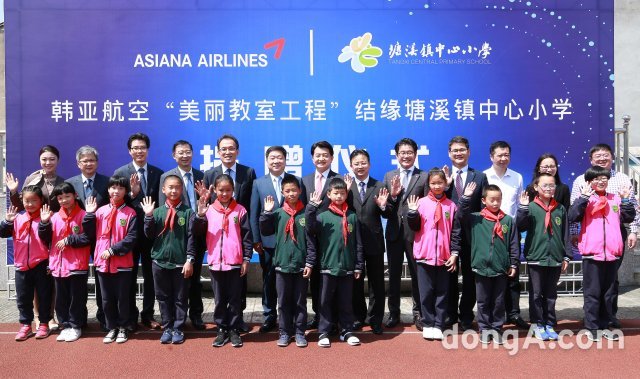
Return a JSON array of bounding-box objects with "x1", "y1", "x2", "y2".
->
[
  {"x1": 213, "y1": 338, "x2": 229, "y2": 347},
  {"x1": 347, "y1": 340, "x2": 360, "y2": 346},
  {"x1": 603, "y1": 334, "x2": 619, "y2": 341},
  {"x1": 160, "y1": 339, "x2": 172, "y2": 344},
  {"x1": 103, "y1": 338, "x2": 116, "y2": 344},
  {"x1": 172, "y1": 339, "x2": 185, "y2": 344},
  {"x1": 277, "y1": 342, "x2": 289, "y2": 347},
  {"x1": 116, "y1": 338, "x2": 128, "y2": 344},
  {"x1": 296, "y1": 342, "x2": 308, "y2": 347},
  {"x1": 15, "y1": 333, "x2": 34, "y2": 342},
  {"x1": 231, "y1": 342, "x2": 243, "y2": 347}
]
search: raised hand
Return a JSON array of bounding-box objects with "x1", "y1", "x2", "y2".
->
[
  {"x1": 141, "y1": 196, "x2": 155, "y2": 216},
  {"x1": 407, "y1": 195, "x2": 419, "y2": 211},
  {"x1": 40, "y1": 204, "x2": 52, "y2": 223},
  {"x1": 442, "y1": 165, "x2": 453, "y2": 185},
  {"x1": 343, "y1": 174, "x2": 354, "y2": 189},
  {"x1": 195, "y1": 180, "x2": 211, "y2": 202},
  {"x1": 580, "y1": 183, "x2": 595, "y2": 197},
  {"x1": 390, "y1": 174, "x2": 402, "y2": 197},
  {"x1": 375, "y1": 187, "x2": 389, "y2": 208},
  {"x1": 5, "y1": 172, "x2": 19, "y2": 194},
  {"x1": 5, "y1": 205, "x2": 18, "y2": 222},
  {"x1": 130, "y1": 173, "x2": 141, "y2": 197},
  {"x1": 85, "y1": 196, "x2": 98, "y2": 213},
  {"x1": 197, "y1": 195, "x2": 209, "y2": 217},
  {"x1": 55, "y1": 239, "x2": 67, "y2": 252},
  {"x1": 264, "y1": 195, "x2": 275, "y2": 212},
  {"x1": 463, "y1": 182, "x2": 477, "y2": 197},
  {"x1": 619, "y1": 186, "x2": 631, "y2": 199},
  {"x1": 519, "y1": 191, "x2": 530, "y2": 206},
  {"x1": 310, "y1": 190, "x2": 322, "y2": 205}
]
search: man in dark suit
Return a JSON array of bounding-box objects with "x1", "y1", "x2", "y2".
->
[
  {"x1": 114, "y1": 132, "x2": 164, "y2": 330},
  {"x1": 250, "y1": 146, "x2": 305, "y2": 333},
  {"x1": 67, "y1": 145, "x2": 110, "y2": 330},
  {"x1": 158, "y1": 140, "x2": 206, "y2": 330},
  {"x1": 301, "y1": 140, "x2": 338, "y2": 328},
  {"x1": 203, "y1": 134, "x2": 256, "y2": 332},
  {"x1": 383, "y1": 138, "x2": 429, "y2": 330},
  {"x1": 443, "y1": 136, "x2": 488, "y2": 331},
  {"x1": 346, "y1": 149, "x2": 394, "y2": 335}
]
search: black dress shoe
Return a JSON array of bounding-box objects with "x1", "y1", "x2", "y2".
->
[
  {"x1": 460, "y1": 321, "x2": 474, "y2": 331},
  {"x1": 609, "y1": 319, "x2": 622, "y2": 329},
  {"x1": 444, "y1": 316, "x2": 456, "y2": 329},
  {"x1": 385, "y1": 316, "x2": 399, "y2": 328},
  {"x1": 371, "y1": 324, "x2": 383, "y2": 335},
  {"x1": 142, "y1": 318, "x2": 161, "y2": 330},
  {"x1": 413, "y1": 315, "x2": 423, "y2": 331},
  {"x1": 238, "y1": 320, "x2": 251, "y2": 333},
  {"x1": 191, "y1": 318, "x2": 206, "y2": 330},
  {"x1": 509, "y1": 316, "x2": 529, "y2": 330},
  {"x1": 259, "y1": 318, "x2": 277, "y2": 333},
  {"x1": 307, "y1": 318, "x2": 319, "y2": 329},
  {"x1": 353, "y1": 321, "x2": 364, "y2": 331}
]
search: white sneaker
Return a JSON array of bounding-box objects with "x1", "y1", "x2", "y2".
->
[
  {"x1": 103, "y1": 329, "x2": 118, "y2": 344},
  {"x1": 317, "y1": 333, "x2": 331, "y2": 348},
  {"x1": 340, "y1": 332, "x2": 360, "y2": 346},
  {"x1": 432, "y1": 328, "x2": 444, "y2": 340},
  {"x1": 65, "y1": 328, "x2": 82, "y2": 342},
  {"x1": 56, "y1": 328, "x2": 69, "y2": 342},
  {"x1": 422, "y1": 327, "x2": 434, "y2": 340}
]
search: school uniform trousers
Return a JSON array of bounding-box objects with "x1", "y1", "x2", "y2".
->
[
  {"x1": 54, "y1": 274, "x2": 89, "y2": 329},
  {"x1": 582, "y1": 258, "x2": 618, "y2": 330},
  {"x1": 209, "y1": 269, "x2": 243, "y2": 331},
  {"x1": 319, "y1": 274, "x2": 356, "y2": 334},
  {"x1": 416, "y1": 263, "x2": 450, "y2": 330},
  {"x1": 15, "y1": 261, "x2": 53, "y2": 325},
  {"x1": 276, "y1": 271, "x2": 308, "y2": 336},
  {"x1": 152, "y1": 262, "x2": 190, "y2": 330},
  {"x1": 474, "y1": 274, "x2": 507, "y2": 331},
  {"x1": 527, "y1": 265, "x2": 561, "y2": 326},
  {"x1": 98, "y1": 270, "x2": 133, "y2": 330}
]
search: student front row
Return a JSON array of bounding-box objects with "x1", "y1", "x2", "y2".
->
[{"x1": 3, "y1": 164, "x2": 633, "y2": 347}]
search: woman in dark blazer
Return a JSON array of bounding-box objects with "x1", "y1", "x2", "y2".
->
[{"x1": 525, "y1": 153, "x2": 570, "y2": 210}]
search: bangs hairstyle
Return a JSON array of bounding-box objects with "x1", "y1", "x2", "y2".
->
[
  {"x1": 163, "y1": 174, "x2": 184, "y2": 186},
  {"x1": 533, "y1": 172, "x2": 556, "y2": 186},
  {"x1": 482, "y1": 184, "x2": 502, "y2": 198},
  {"x1": 51, "y1": 182, "x2": 77, "y2": 198},
  {"x1": 327, "y1": 177, "x2": 347, "y2": 192},
  {"x1": 533, "y1": 153, "x2": 563, "y2": 184},
  {"x1": 39, "y1": 145, "x2": 60, "y2": 159},
  {"x1": 427, "y1": 167, "x2": 447, "y2": 183},
  {"x1": 214, "y1": 173, "x2": 235, "y2": 190},
  {"x1": 21, "y1": 185, "x2": 46, "y2": 203},
  {"x1": 584, "y1": 165, "x2": 611, "y2": 182},
  {"x1": 448, "y1": 136, "x2": 470, "y2": 150},
  {"x1": 108, "y1": 175, "x2": 131, "y2": 193},
  {"x1": 310, "y1": 140, "x2": 334, "y2": 156},
  {"x1": 281, "y1": 175, "x2": 300, "y2": 189},
  {"x1": 127, "y1": 132, "x2": 150, "y2": 149}
]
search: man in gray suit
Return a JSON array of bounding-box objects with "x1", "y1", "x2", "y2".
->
[
  {"x1": 114, "y1": 132, "x2": 164, "y2": 331},
  {"x1": 67, "y1": 145, "x2": 110, "y2": 330},
  {"x1": 383, "y1": 138, "x2": 428, "y2": 330},
  {"x1": 158, "y1": 140, "x2": 206, "y2": 330},
  {"x1": 250, "y1": 145, "x2": 305, "y2": 333}
]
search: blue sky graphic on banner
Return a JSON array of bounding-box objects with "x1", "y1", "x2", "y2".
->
[{"x1": 5, "y1": 0, "x2": 613, "y2": 263}]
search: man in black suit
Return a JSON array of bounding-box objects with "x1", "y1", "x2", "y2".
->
[
  {"x1": 301, "y1": 140, "x2": 338, "y2": 328},
  {"x1": 203, "y1": 134, "x2": 256, "y2": 332},
  {"x1": 443, "y1": 136, "x2": 488, "y2": 331},
  {"x1": 114, "y1": 132, "x2": 164, "y2": 330},
  {"x1": 158, "y1": 140, "x2": 206, "y2": 330},
  {"x1": 346, "y1": 149, "x2": 394, "y2": 335},
  {"x1": 383, "y1": 138, "x2": 429, "y2": 331},
  {"x1": 67, "y1": 145, "x2": 110, "y2": 330}
]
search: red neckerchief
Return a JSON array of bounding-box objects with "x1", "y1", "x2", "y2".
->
[
  {"x1": 480, "y1": 208, "x2": 506, "y2": 242},
  {"x1": 102, "y1": 199, "x2": 124, "y2": 238},
  {"x1": 329, "y1": 201, "x2": 349, "y2": 246},
  {"x1": 159, "y1": 199, "x2": 181, "y2": 236},
  {"x1": 17, "y1": 210, "x2": 40, "y2": 240},
  {"x1": 282, "y1": 200, "x2": 304, "y2": 243},
  {"x1": 428, "y1": 191, "x2": 447, "y2": 228},
  {"x1": 591, "y1": 192, "x2": 609, "y2": 216},
  {"x1": 533, "y1": 196, "x2": 558, "y2": 235},
  {"x1": 59, "y1": 203, "x2": 80, "y2": 238},
  {"x1": 212, "y1": 199, "x2": 237, "y2": 234}
]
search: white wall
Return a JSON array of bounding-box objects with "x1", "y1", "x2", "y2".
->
[{"x1": 616, "y1": 0, "x2": 640, "y2": 147}]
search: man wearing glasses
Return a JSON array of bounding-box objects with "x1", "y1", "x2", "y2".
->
[{"x1": 570, "y1": 143, "x2": 639, "y2": 328}]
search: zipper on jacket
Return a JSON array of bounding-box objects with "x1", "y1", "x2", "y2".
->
[
  {"x1": 602, "y1": 216, "x2": 608, "y2": 261},
  {"x1": 219, "y1": 227, "x2": 224, "y2": 268},
  {"x1": 26, "y1": 221, "x2": 32, "y2": 270}
]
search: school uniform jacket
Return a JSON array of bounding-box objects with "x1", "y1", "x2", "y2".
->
[
  {"x1": 158, "y1": 167, "x2": 204, "y2": 207},
  {"x1": 144, "y1": 203, "x2": 197, "y2": 269},
  {"x1": 383, "y1": 167, "x2": 429, "y2": 242},
  {"x1": 516, "y1": 202, "x2": 571, "y2": 266},
  {"x1": 203, "y1": 163, "x2": 256, "y2": 211},
  {"x1": 259, "y1": 207, "x2": 316, "y2": 273},
  {"x1": 68, "y1": 172, "x2": 110, "y2": 208},
  {"x1": 0, "y1": 213, "x2": 49, "y2": 271},
  {"x1": 346, "y1": 177, "x2": 393, "y2": 256},
  {"x1": 86, "y1": 203, "x2": 138, "y2": 273}
]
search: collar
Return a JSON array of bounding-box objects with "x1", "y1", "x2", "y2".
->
[
  {"x1": 400, "y1": 166, "x2": 415, "y2": 175},
  {"x1": 452, "y1": 165, "x2": 469, "y2": 175},
  {"x1": 132, "y1": 162, "x2": 149, "y2": 173},
  {"x1": 269, "y1": 172, "x2": 284, "y2": 182},
  {"x1": 177, "y1": 166, "x2": 193, "y2": 177},
  {"x1": 221, "y1": 162, "x2": 238, "y2": 174},
  {"x1": 316, "y1": 169, "x2": 330, "y2": 179},
  {"x1": 485, "y1": 166, "x2": 513, "y2": 179},
  {"x1": 355, "y1": 176, "x2": 370, "y2": 187},
  {"x1": 81, "y1": 174, "x2": 96, "y2": 183}
]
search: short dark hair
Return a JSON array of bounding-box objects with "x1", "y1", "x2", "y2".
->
[
  {"x1": 327, "y1": 177, "x2": 347, "y2": 192},
  {"x1": 448, "y1": 136, "x2": 469, "y2": 150},
  {"x1": 349, "y1": 149, "x2": 370, "y2": 163},
  {"x1": 163, "y1": 174, "x2": 184, "y2": 186},
  {"x1": 588, "y1": 143, "x2": 614, "y2": 159},
  {"x1": 172, "y1": 140, "x2": 193, "y2": 152},
  {"x1": 281, "y1": 175, "x2": 300, "y2": 189},
  {"x1": 265, "y1": 145, "x2": 287, "y2": 159},
  {"x1": 39, "y1": 145, "x2": 60, "y2": 159},
  {"x1": 427, "y1": 167, "x2": 446, "y2": 183},
  {"x1": 217, "y1": 134, "x2": 239, "y2": 150},
  {"x1": 533, "y1": 173, "x2": 556, "y2": 186},
  {"x1": 489, "y1": 141, "x2": 511, "y2": 155},
  {"x1": 310, "y1": 141, "x2": 334, "y2": 156},
  {"x1": 51, "y1": 182, "x2": 77, "y2": 198},
  {"x1": 214, "y1": 173, "x2": 235, "y2": 190},
  {"x1": 394, "y1": 138, "x2": 418, "y2": 154},
  {"x1": 108, "y1": 175, "x2": 131, "y2": 193},
  {"x1": 584, "y1": 165, "x2": 611, "y2": 182},
  {"x1": 482, "y1": 184, "x2": 502, "y2": 198},
  {"x1": 127, "y1": 133, "x2": 150, "y2": 150}
]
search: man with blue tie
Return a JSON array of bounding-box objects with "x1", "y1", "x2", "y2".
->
[
  {"x1": 250, "y1": 146, "x2": 306, "y2": 333},
  {"x1": 203, "y1": 134, "x2": 257, "y2": 332},
  {"x1": 158, "y1": 140, "x2": 205, "y2": 330}
]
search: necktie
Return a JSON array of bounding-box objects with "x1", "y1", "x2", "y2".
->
[
  {"x1": 225, "y1": 168, "x2": 235, "y2": 198},
  {"x1": 455, "y1": 170, "x2": 463, "y2": 198},
  {"x1": 274, "y1": 176, "x2": 283, "y2": 204},
  {"x1": 359, "y1": 181, "x2": 366, "y2": 202},
  {"x1": 401, "y1": 169, "x2": 410, "y2": 190},
  {"x1": 138, "y1": 167, "x2": 147, "y2": 195},
  {"x1": 315, "y1": 172, "x2": 323, "y2": 192},
  {"x1": 84, "y1": 178, "x2": 93, "y2": 199},
  {"x1": 185, "y1": 172, "x2": 196, "y2": 211}
]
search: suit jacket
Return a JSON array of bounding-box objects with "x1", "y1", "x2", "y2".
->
[
  {"x1": 158, "y1": 167, "x2": 204, "y2": 208},
  {"x1": 250, "y1": 173, "x2": 304, "y2": 248},
  {"x1": 113, "y1": 162, "x2": 164, "y2": 212},
  {"x1": 444, "y1": 167, "x2": 487, "y2": 253},
  {"x1": 10, "y1": 170, "x2": 66, "y2": 212},
  {"x1": 383, "y1": 167, "x2": 429, "y2": 242},
  {"x1": 67, "y1": 172, "x2": 110, "y2": 208},
  {"x1": 203, "y1": 163, "x2": 256, "y2": 211},
  {"x1": 347, "y1": 177, "x2": 393, "y2": 256},
  {"x1": 301, "y1": 170, "x2": 338, "y2": 212}
]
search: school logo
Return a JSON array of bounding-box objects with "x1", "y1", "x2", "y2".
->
[
  {"x1": 445, "y1": 211, "x2": 450, "y2": 220},
  {"x1": 502, "y1": 224, "x2": 508, "y2": 234},
  {"x1": 178, "y1": 217, "x2": 186, "y2": 226},
  {"x1": 72, "y1": 225, "x2": 80, "y2": 234},
  {"x1": 612, "y1": 205, "x2": 619, "y2": 213},
  {"x1": 234, "y1": 216, "x2": 239, "y2": 224},
  {"x1": 119, "y1": 219, "x2": 126, "y2": 227},
  {"x1": 348, "y1": 223, "x2": 354, "y2": 233},
  {"x1": 555, "y1": 216, "x2": 561, "y2": 226},
  {"x1": 338, "y1": 32, "x2": 383, "y2": 73},
  {"x1": 299, "y1": 217, "x2": 306, "y2": 227}
]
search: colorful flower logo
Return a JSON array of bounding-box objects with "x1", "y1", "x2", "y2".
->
[{"x1": 338, "y1": 32, "x2": 383, "y2": 73}]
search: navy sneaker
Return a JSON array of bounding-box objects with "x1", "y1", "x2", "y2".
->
[
  {"x1": 172, "y1": 329, "x2": 185, "y2": 344},
  {"x1": 160, "y1": 328, "x2": 173, "y2": 344},
  {"x1": 295, "y1": 334, "x2": 308, "y2": 347},
  {"x1": 533, "y1": 324, "x2": 549, "y2": 341},
  {"x1": 229, "y1": 329, "x2": 243, "y2": 347},
  {"x1": 277, "y1": 333, "x2": 291, "y2": 347},
  {"x1": 213, "y1": 329, "x2": 229, "y2": 347},
  {"x1": 545, "y1": 325, "x2": 559, "y2": 341}
]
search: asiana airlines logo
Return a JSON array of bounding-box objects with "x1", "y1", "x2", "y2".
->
[{"x1": 338, "y1": 32, "x2": 382, "y2": 73}]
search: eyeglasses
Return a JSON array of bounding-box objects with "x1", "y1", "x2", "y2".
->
[
  {"x1": 78, "y1": 159, "x2": 97, "y2": 165},
  {"x1": 539, "y1": 165, "x2": 556, "y2": 170},
  {"x1": 592, "y1": 177, "x2": 609, "y2": 183},
  {"x1": 397, "y1": 151, "x2": 415, "y2": 157},
  {"x1": 175, "y1": 150, "x2": 193, "y2": 157},
  {"x1": 539, "y1": 184, "x2": 557, "y2": 189},
  {"x1": 494, "y1": 154, "x2": 510, "y2": 159},
  {"x1": 592, "y1": 153, "x2": 612, "y2": 159},
  {"x1": 219, "y1": 147, "x2": 237, "y2": 153},
  {"x1": 450, "y1": 148, "x2": 468, "y2": 154},
  {"x1": 130, "y1": 146, "x2": 148, "y2": 152}
]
